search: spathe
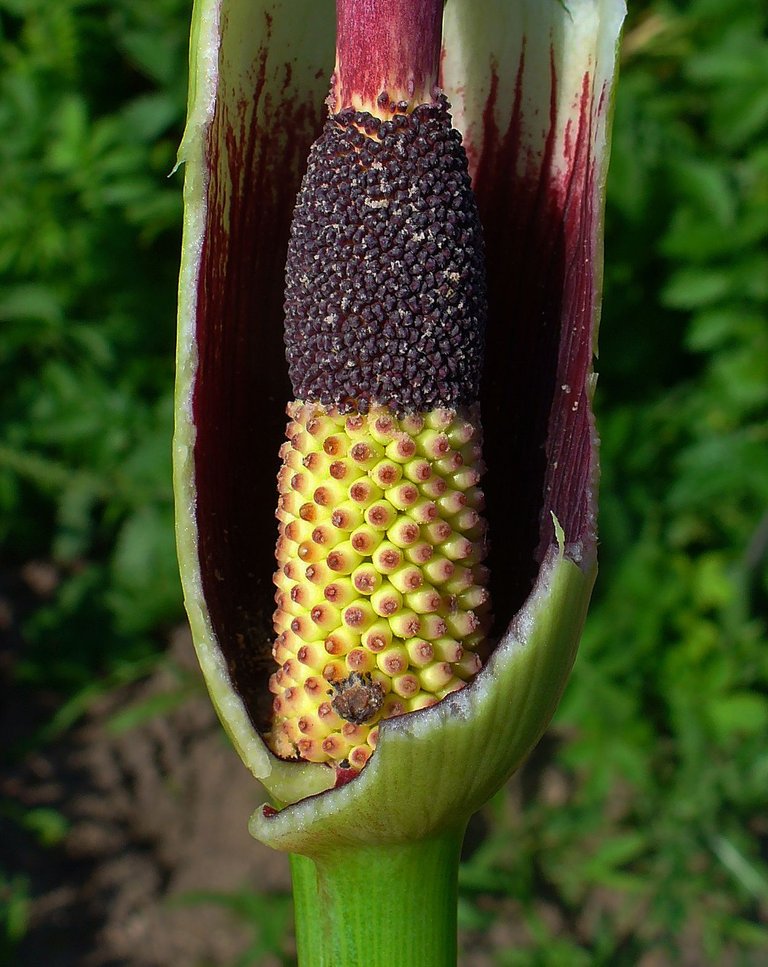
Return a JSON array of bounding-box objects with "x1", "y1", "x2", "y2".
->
[{"x1": 174, "y1": 0, "x2": 625, "y2": 850}]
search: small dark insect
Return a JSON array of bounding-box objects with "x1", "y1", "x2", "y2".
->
[{"x1": 331, "y1": 672, "x2": 385, "y2": 725}]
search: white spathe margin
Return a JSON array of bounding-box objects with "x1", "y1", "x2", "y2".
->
[{"x1": 442, "y1": 0, "x2": 626, "y2": 187}]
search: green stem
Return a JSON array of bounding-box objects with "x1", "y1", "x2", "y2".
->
[{"x1": 290, "y1": 824, "x2": 466, "y2": 966}]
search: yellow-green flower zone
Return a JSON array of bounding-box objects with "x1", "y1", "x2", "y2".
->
[{"x1": 269, "y1": 401, "x2": 491, "y2": 768}]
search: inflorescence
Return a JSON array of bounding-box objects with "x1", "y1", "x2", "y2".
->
[
  {"x1": 284, "y1": 95, "x2": 487, "y2": 414},
  {"x1": 271, "y1": 93, "x2": 490, "y2": 773},
  {"x1": 268, "y1": 403, "x2": 491, "y2": 769}
]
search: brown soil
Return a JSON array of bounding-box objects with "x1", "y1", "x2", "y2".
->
[{"x1": 2, "y1": 625, "x2": 291, "y2": 967}]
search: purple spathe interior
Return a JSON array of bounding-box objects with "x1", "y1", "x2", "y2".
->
[
  {"x1": 192, "y1": 18, "x2": 328, "y2": 730},
  {"x1": 190, "y1": 27, "x2": 600, "y2": 732},
  {"x1": 472, "y1": 60, "x2": 599, "y2": 608}
]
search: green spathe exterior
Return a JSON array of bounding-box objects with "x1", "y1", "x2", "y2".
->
[{"x1": 174, "y1": 0, "x2": 625, "y2": 860}]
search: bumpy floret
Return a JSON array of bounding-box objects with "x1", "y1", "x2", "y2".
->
[
  {"x1": 284, "y1": 95, "x2": 487, "y2": 414},
  {"x1": 267, "y1": 403, "x2": 491, "y2": 770}
]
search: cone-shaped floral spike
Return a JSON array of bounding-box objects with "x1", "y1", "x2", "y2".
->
[
  {"x1": 268, "y1": 8, "x2": 493, "y2": 771},
  {"x1": 269, "y1": 401, "x2": 491, "y2": 770},
  {"x1": 175, "y1": 0, "x2": 625, "y2": 961}
]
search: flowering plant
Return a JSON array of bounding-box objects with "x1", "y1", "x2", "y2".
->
[{"x1": 175, "y1": 0, "x2": 624, "y2": 961}]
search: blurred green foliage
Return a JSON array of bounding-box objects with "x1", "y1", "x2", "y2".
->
[
  {"x1": 461, "y1": 0, "x2": 768, "y2": 962},
  {"x1": 1, "y1": 0, "x2": 766, "y2": 963},
  {"x1": 0, "y1": 0, "x2": 188, "y2": 691}
]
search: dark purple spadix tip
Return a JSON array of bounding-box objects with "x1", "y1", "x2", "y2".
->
[{"x1": 284, "y1": 95, "x2": 487, "y2": 414}]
